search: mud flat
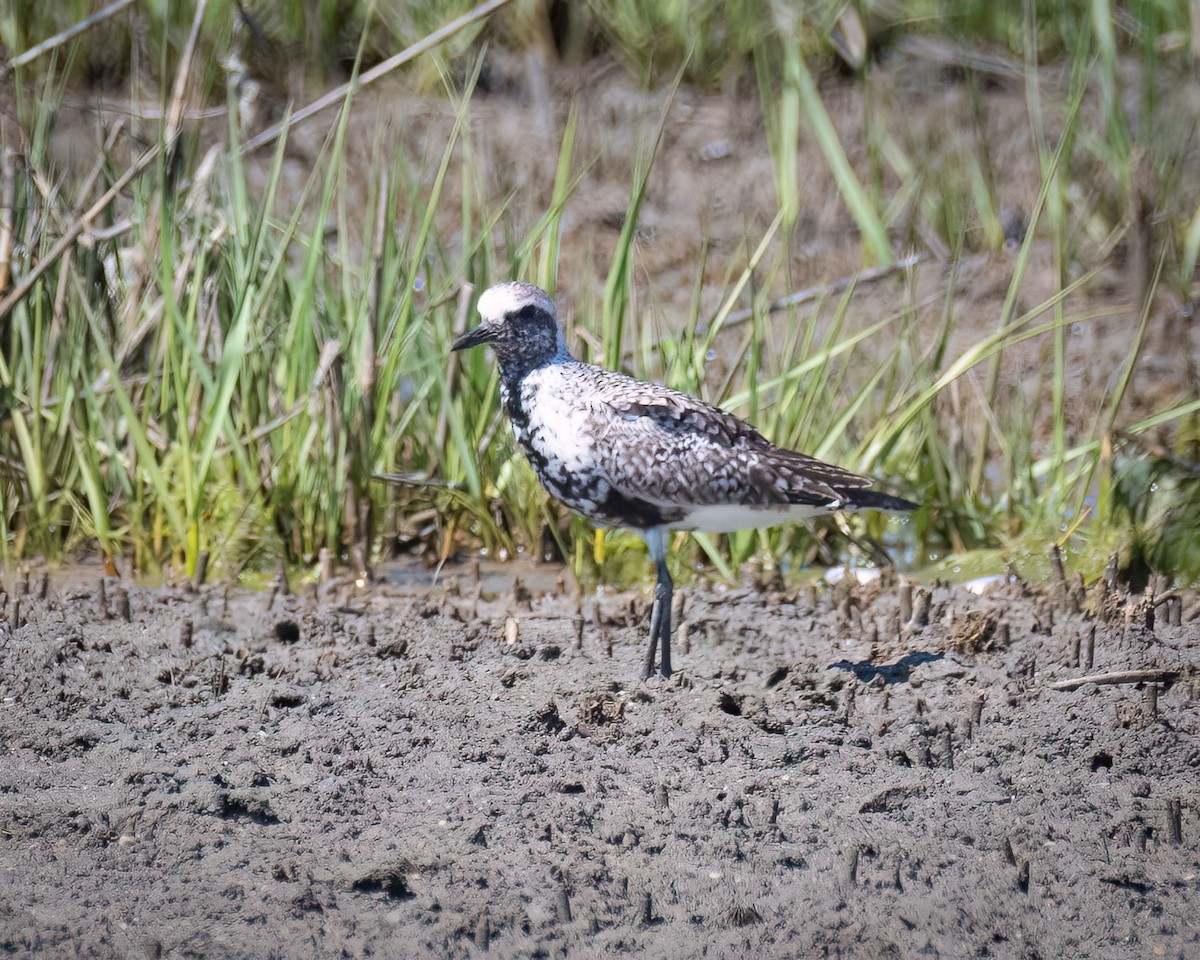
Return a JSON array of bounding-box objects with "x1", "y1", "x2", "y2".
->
[{"x1": 0, "y1": 570, "x2": 1197, "y2": 959}]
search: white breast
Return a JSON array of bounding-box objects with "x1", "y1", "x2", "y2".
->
[{"x1": 520, "y1": 365, "x2": 598, "y2": 470}]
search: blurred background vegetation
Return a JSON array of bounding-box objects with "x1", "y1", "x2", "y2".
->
[{"x1": 0, "y1": 0, "x2": 1197, "y2": 588}]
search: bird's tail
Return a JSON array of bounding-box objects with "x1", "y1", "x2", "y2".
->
[{"x1": 841, "y1": 489, "x2": 919, "y2": 512}]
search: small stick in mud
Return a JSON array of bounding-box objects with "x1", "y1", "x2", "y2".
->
[
  {"x1": 839, "y1": 685, "x2": 856, "y2": 722},
  {"x1": 114, "y1": 587, "x2": 131, "y2": 623},
  {"x1": 654, "y1": 783, "x2": 670, "y2": 810},
  {"x1": 907, "y1": 588, "x2": 931, "y2": 630},
  {"x1": 552, "y1": 866, "x2": 572, "y2": 922},
  {"x1": 210, "y1": 657, "x2": 227, "y2": 697},
  {"x1": 192, "y1": 551, "x2": 210, "y2": 592},
  {"x1": 37, "y1": 571, "x2": 48, "y2": 600},
  {"x1": 180, "y1": 619, "x2": 194, "y2": 649},
  {"x1": 1104, "y1": 552, "x2": 1120, "y2": 591},
  {"x1": 1083, "y1": 624, "x2": 1095, "y2": 669},
  {"x1": 1149, "y1": 573, "x2": 1168, "y2": 602},
  {"x1": 1144, "y1": 682, "x2": 1159, "y2": 721},
  {"x1": 98, "y1": 578, "x2": 108, "y2": 619},
  {"x1": 641, "y1": 891, "x2": 655, "y2": 926},
  {"x1": 1070, "y1": 572, "x2": 1086, "y2": 611},
  {"x1": 1050, "y1": 668, "x2": 1183, "y2": 692},
  {"x1": 805, "y1": 584, "x2": 820, "y2": 610},
  {"x1": 1048, "y1": 543, "x2": 1066, "y2": 584},
  {"x1": 276, "y1": 558, "x2": 291, "y2": 596},
  {"x1": 837, "y1": 592, "x2": 853, "y2": 628},
  {"x1": 349, "y1": 544, "x2": 370, "y2": 585},
  {"x1": 671, "y1": 590, "x2": 685, "y2": 629},
  {"x1": 898, "y1": 582, "x2": 913, "y2": 624},
  {"x1": 968, "y1": 694, "x2": 985, "y2": 738},
  {"x1": 1166, "y1": 799, "x2": 1183, "y2": 845},
  {"x1": 941, "y1": 727, "x2": 955, "y2": 769},
  {"x1": 842, "y1": 846, "x2": 860, "y2": 886},
  {"x1": 509, "y1": 576, "x2": 532, "y2": 612},
  {"x1": 9, "y1": 597, "x2": 20, "y2": 631}
]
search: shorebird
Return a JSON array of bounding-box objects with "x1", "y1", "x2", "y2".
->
[{"x1": 452, "y1": 282, "x2": 917, "y2": 679}]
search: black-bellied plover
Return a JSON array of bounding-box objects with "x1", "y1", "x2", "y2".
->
[{"x1": 452, "y1": 281, "x2": 917, "y2": 679}]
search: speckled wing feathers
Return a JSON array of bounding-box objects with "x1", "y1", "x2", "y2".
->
[{"x1": 574, "y1": 364, "x2": 872, "y2": 511}]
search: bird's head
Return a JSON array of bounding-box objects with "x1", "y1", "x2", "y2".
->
[{"x1": 451, "y1": 282, "x2": 567, "y2": 370}]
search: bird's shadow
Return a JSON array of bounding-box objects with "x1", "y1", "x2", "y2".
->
[{"x1": 828, "y1": 651, "x2": 943, "y2": 685}]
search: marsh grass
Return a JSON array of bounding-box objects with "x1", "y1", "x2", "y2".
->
[{"x1": 1, "y1": 1, "x2": 1198, "y2": 585}]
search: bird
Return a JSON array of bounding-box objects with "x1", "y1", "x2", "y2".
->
[{"x1": 451, "y1": 281, "x2": 918, "y2": 679}]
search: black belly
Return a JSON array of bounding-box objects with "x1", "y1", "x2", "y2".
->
[{"x1": 515, "y1": 435, "x2": 684, "y2": 531}]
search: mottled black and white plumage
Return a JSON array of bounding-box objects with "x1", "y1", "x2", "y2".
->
[{"x1": 452, "y1": 282, "x2": 917, "y2": 678}]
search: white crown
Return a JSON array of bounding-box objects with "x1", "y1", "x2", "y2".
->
[{"x1": 476, "y1": 282, "x2": 558, "y2": 324}]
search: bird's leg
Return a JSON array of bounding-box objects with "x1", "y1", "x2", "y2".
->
[
  {"x1": 642, "y1": 528, "x2": 673, "y2": 680},
  {"x1": 644, "y1": 588, "x2": 663, "y2": 680},
  {"x1": 644, "y1": 562, "x2": 673, "y2": 679},
  {"x1": 655, "y1": 558, "x2": 673, "y2": 678}
]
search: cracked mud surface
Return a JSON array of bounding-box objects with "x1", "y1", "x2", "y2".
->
[{"x1": 1, "y1": 570, "x2": 1198, "y2": 958}]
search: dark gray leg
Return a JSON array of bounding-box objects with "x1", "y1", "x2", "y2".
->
[
  {"x1": 643, "y1": 528, "x2": 673, "y2": 680},
  {"x1": 644, "y1": 561, "x2": 673, "y2": 679},
  {"x1": 655, "y1": 559, "x2": 673, "y2": 678},
  {"x1": 644, "y1": 594, "x2": 661, "y2": 679}
]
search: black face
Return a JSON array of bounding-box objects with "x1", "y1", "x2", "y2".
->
[
  {"x1": 503, "y1": 304, "x2": 560, "y2": 357},
  {"x1": 452, "y1": 303, "x2": 562, "y2": 371}
]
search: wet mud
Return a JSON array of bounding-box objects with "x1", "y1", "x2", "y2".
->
[{"x1": 1, "y1": 569, "x2": 1197, "y2": 958}]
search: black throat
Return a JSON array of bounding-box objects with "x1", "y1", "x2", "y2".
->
[
  {"x1": 498, "y1": 353, "x2": 557, "y2": 430},
  {"x1": 489, "y1": 302, "x2": 571, "y2": 429}
]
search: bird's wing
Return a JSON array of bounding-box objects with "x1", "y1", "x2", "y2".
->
[{"x1": 580, "y1": 373, "x2": 872, "y2": 509}]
